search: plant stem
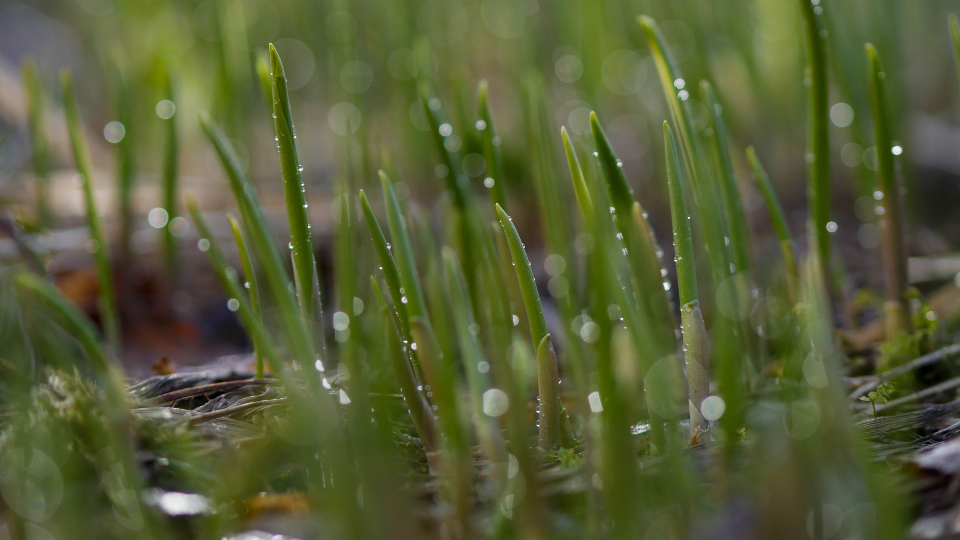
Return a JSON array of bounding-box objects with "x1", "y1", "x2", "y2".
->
[
  {"x1": 227, "y1": 214, "x2": 263, "y2": 378},
  {"x1": 61, "y1": 69, "x2": 121, "y2": 355}
]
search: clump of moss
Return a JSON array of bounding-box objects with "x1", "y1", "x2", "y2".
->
[{"x1": 877, "y1": 290, "x2": 938, "y2": 390}]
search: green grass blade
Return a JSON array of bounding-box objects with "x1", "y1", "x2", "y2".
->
[
  {"x1": 255, "y1": 48, "x2": 273, "y2": 117},
  {"x1": 380, "y1": 171, "x2": 430, "y2": 325},
  {"x1": 21, "y1": 58, "x2": 52, "y2": 227},
  {"x1": 561, "y1": 127, "x2": 593, "y2": 221},
  {"x1": 188, "y1": 199, "x2": 281, "y2": 376},
  {"x1": 371, "y1": 277, "x2": 438, "y2": 452},
  {"x1": 269, "y1": 43, "x2": 323, "y2": 346},
  {"x1": 198, "y1": 112, "x2": 318, "y2": 372},
  {"x1": 61, "y1": 69, "x2": 120, "y2": 355},
  {"x1": 227, "y1": 213, "x2": 263, "y2": 377},
  {"x1": 111, "y1": 59, "x2": 136, "y2": 272},
  {"x1": 441, "y1": 247, "x2": 508, "y2": 461},
  {"x1": 359, "y1": 189, "x2": 409, "y2": 336},
  {"x1": 476, "y1": 80, "x2": 508, "y2": 210},
  {"x1": 590, "y1": 112, "x2": 677, "y2": 355},
  {"x1": 495, "y1": 203, "x2": 561, "y2": 450},
  {"x1": 159, "y1": 64, "x2": 179, "y2": 279},
  {"x1": 639, "y1": 16, "x2": 733, "y2": 291},
  {"x1": 746, "y1": 146, "x2": 799, "y2": 297},
  {"x1": 418, "y1": 80, "x2": 470, "y2": 209},
  {"x1": 701, "y1": 81, "x2": 752, "y2": 275},
  {"x1": 866, "y1": 44, "x2": 911, "y2": 338},
  {"x1": 796, "y1": 0, "x2": 833, "y2": 296},
  {"x1": 665, "y1": 122, "x2": 709, "y2": 435}
]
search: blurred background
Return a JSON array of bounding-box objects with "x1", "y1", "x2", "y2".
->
[{"x1": 1, "y1": 0, "x2": 959, "y2": 372}]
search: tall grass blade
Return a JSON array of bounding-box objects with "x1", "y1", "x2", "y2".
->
[
  {"x1": 268, "y1": 43, "x2": 324, "y2": 351},
  {"x1": 746, "y1": 146, "x2": 799, "y2": 298},
  {"x1": 359, "y1": 189, "x2": 410, "y2": 336},
  {"x1": 62, "y1": 69, "x2": 121, "y2": 355},
  {"x1": 371, "y1": 278, "x2": 437, "y2": 453},
  {"x1": 590, "y1": 112, "x2": 677, "y2": 356},
  {"x1": 701, "y1": 81, "x2": 752, "y2": 275},
  {"x1": 865, "y1": 44, "x2": 911, "y2": 339},
  {"x1": 21, "y1": 58, "x2": 52, "y2": 227},
  {"x1": 664, "y1": 122, "x2": 709, "y2": 436},
  {"x1": 159, "y1": 64, "x2": 179, "y2": 279},
  {"x1": 188, "y1": 200, "x2": 280, "y2": 375},
  {"x1": 111, "y1": 59, "x2": 136, "y2": 275},
  {"x1": 495, "y1": 203, "x2": 561, "y2": 450},
  {"x1": 198, "y1": 112, "x2": 317, "y2": 374},
  {"x1": 797, "y1": 0, "x2": 833, "y2": 299},
  {"x1": 476, "y1": 80, "x2": 508, "y2": 210},
  {"x1": 640, "y1": 16, "x2": 735, "y2": 306},
  {"x1": 441, "y1": 247, "x2": 508, "y2": 464},
  {"x1": 227, "y1": 213, "x2": 263, "y2": 377}
]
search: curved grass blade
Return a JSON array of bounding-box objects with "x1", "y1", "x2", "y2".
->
[
  {"x1": 866, "y1": 44, "x2": 911, "y2": 338},
  {"x1": 796, "y1": 0, "x2": 833, "y2": 296},
  {"x1": 227, "y1": 213, "x2": 263, "y2": 377},
  {"x1": 639, "y1": 16, "x2": 733, "y2": 292},
  {"x1": 359, "y1": 189, "x2": 409, "y2": 336},
  {"x1": 561, "y1": 127, "x2": 593, "y2": 220},
  {"x1": 188, "y1": 199, "x2": 281, "y2": 376},
  {"x1": 746, "y1": 146, "x2": 799, "y2": 299},
  {"x1": 701, "y1": 81, "x2": 752, "y2": 276},
  {"x1": 62, "y1": 69, "x2": 120, "y2": 355},
  {"x1": 371, "y1": 277, "x2": 437, "y2": 453},
  {"x1": 495, "y1": 203, "x2": 561, "y2": 450},
  {"x1": 664, "y1": 122, "x2": 709, "y2": 436},
  {"x1": 269, "y1": 43, "x2": 324, "y2": 349},
  {"x1": 477, "y1": 80, "x2": 508, "y2": 210},
  {"x1": 21, "y1": 58, "x2": 52, "y2": 227}
]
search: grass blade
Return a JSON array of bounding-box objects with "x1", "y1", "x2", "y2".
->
[
  {"x1": 441, "y1": 247, "x2": 508, "y2": 464},
  {"x1": 227, "y1": 213, "x2": 263, "y2": 377},
  {"x1": 269, "y1": 43, "x2": 324, "y2": 349},
  {"x1": 865, "y1": 44, "x2": 911, "y2": 338},
  {"x1": 701, "y1": 81, "x2": 752, "y2": 276},
  {"x1": 639, "y1": 16, "x2": 733, "y2": 293},
  {"x1": 746, "y1": 147, "x2": 799, "y2": 300},
  {"x1": 796, "y1": 0, "x2": 833, "y2": 298},
  {"x1": 371, "y1": 278, "x2": 437, "y2": 453},
  {"x1": 188, "y1": 199, "x2": 281, "y2": 376},
  {"x1": 21, "y1": 58, "x2": 52, "y2": 228},
  {"x1": 198, "y1": 112, "x2": 317, "y2": 373},
  {"x1": 495, "y1": 203, "x2": 562, "y2": 450},
  {"x1": 476, "y1": 80, "x2": 508, "y2": 210},
  {"x1": 590, "y1": 112, "x2": 677, "y2": 357},
  {"x1": 62, "y1": 69, "x2": 121, "y2": 355},
  {"x1": 111, "y1": 59, "x2": 136, "y2": 275},
  {"x1": 159, "y1": 64, "x2": 179, "y2": 279},
  {"x1": 664, "y1": 122, "x2": 710, "y2": 436},
  {"x1": 359, "y1": 189, "x2": 409, "y2": 336}
]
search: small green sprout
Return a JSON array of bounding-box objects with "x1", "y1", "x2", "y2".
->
[{"x1": 859, "y1": 382, "x2": 895, "y2": 418}]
